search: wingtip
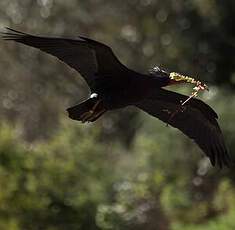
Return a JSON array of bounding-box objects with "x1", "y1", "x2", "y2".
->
[
  {"x1": 4, "y1": 27, "x2": 26, "y2": 34},
  {"x1": 208, "y1": 142, "x2": 232, "y2": 169},
  {"x1": 0, "y1": 27, "x2": 26, "y2": 41},
  {"x1": 213, "y1": 151, "x2": 231, "y2": 169}
]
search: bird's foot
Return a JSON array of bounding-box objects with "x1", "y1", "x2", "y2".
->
[
  {"x1": 80, "y1": 108, "x2": 106, "y2": 123},
  {"x1": 80, "y1": 110, "x2": 95, "y2": 123},
  {"x1": 88, "y1": 108, "x2": 106, "y2": 122},
  {"x1": 79, "y1": 100, "x2": 106, "y2": 123}
]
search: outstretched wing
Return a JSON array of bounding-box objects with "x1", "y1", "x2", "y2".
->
[
  {"x1": 135, "y1": 88, "x2": 231, "y2": 168},
  {"x1": 2, "y1": 28, "x2": 127, "y2": 90}
]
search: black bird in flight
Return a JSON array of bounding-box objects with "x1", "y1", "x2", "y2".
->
[{"x1": 2, "y1": 27, "x2": 231, "y2": 168}]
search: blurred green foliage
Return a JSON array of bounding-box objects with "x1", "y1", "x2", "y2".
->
[{"x1": 0, "y1": 0, "x2": 235, "y2": 229}]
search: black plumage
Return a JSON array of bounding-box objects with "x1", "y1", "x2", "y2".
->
[{"x1": 2, "y1": 28, "x2": 231, "y2": 168}]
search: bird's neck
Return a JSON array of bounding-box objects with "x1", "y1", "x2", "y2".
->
[{"x1": 150, "y1": 75, "x2": 171, "y2": 87}]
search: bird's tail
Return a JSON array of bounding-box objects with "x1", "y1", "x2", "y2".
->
[{"x1": 67, "y1": 97, "x2": 106, "y2": 123}]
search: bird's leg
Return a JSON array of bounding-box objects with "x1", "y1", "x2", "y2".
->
[
  {"x1": 79, "y1": 100, "x2": 102, "y2": 123},
  {"x1": 87, "y1": 108, "x2": 106, "y2": 122},
  {"x1": 79, "y1": 111, "x2": 93, "y2": 123}
]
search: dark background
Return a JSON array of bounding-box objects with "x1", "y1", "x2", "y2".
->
[{"x1": 0, "y1": 1, "x2": 235, "y2": 229}]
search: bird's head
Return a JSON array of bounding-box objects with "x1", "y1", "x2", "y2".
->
[
  {"x1": 148, "y1": 66, "x2": 171, "y2": 86},
  {"x1": 149, "y1": 66, "x2": 169, "y2": 77},
  {"x1": 149, "y1": 66, "x2": 209, "y2": 90}
]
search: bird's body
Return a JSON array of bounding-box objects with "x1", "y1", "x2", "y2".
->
[
  {"x1": 2, "y1": 28, "x2": 231, "y2": 168},
  {"x1": 94, "y1": 72, "x2": 168, "y2": 109}
]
